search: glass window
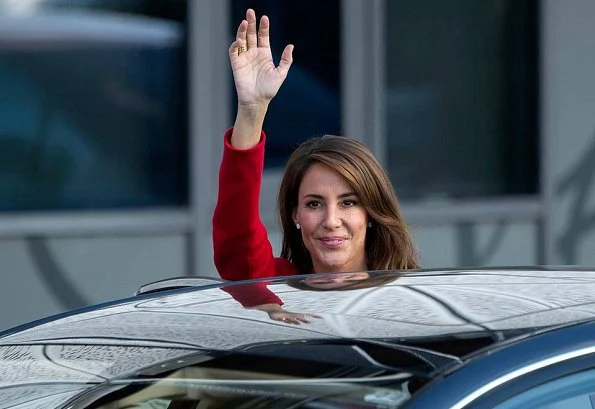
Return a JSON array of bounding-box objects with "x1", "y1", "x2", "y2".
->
[
  {"x1": 0, "y1": 0, "x2": 188, "y2": 211},
  {"x1": 384, "y1": 0, "x2": 539, "y2": 200},
  {"x1": 231, "y1": 0, "x2": 341, "y2": 168},
  {"x1": 69, "y1": 349, "x2": 412, "y2": 409},
  {"x1": 493, "y1": 367, "x2": 595, "y2": 409}
]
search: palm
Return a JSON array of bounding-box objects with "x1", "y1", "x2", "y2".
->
[{"x1": 232, "y1": 48, "x2": 285, "y2": 104}]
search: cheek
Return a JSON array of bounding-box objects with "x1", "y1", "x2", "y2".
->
[
  {"x1": 350, "y1": 214, "x2": 369, "y2": 236},
  {"x1": 357, "y1": 225, "x2": 370, "y2": 246},
  {"x1": 356, "y1": 227, "x2": 367, "y2": 245},
  {"x1": 297, "y1": 212, "x2": 319, "y2": 232}
]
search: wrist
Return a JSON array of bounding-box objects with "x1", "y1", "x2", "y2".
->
[
  {"x1": 236, "y1": 102, "x2": 268, "y2": 121},
  {"x1": 231, "y1": 105, "x2": 268, "y2": 149},
  {"x1": 251, "y1": 303, "x2": 283, "y2": 313}
]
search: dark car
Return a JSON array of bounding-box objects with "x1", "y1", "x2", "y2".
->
[{"x1": 2, "y1": 267, "x2": 595, "y2": 408}]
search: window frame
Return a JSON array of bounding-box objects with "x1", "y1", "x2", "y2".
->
[
  {"x1": 0, "y1": 0, "x2": 552, "y2": 273},
  {"x1": 0, "y1": 2, "x2": 195, "y2": 229},
  {"x1": 256, "y1": 0, "x2": 547, "y2": 264}
]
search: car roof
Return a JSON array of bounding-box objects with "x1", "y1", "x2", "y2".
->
[
  {"x1": 8, "y1": 266, "x2": 595, "y2": 343},
  {"x1": 2, "y1": 267, "x2": 595, "y2": 407}
]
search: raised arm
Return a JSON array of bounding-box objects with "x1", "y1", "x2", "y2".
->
[{"x1": 213, "y1": 9, "x2": 295, "y2": 281}]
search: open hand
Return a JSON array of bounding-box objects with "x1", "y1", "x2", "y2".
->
[
  {"x1": 268, "y1": 310, "x2": 321, "y2": 325},
  {"x1": 229, "y1": 9, "x2": 294, "y2": 109}
]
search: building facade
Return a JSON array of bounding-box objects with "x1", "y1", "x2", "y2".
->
[{"x1": 0, "y1": 0, "x2": 594, "y2": 330}]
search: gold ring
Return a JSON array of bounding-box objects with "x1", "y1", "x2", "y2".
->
[{"x1": 237, "y1": 43, "x2": 247, "y2": 55}]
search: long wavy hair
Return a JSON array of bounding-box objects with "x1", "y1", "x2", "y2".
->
[{"x1": 278, "y1": 135, "x2": 419, "y2": 274}]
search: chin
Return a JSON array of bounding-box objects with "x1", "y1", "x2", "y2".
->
[{"x1": 317, "y1": 260, "x2": 349, "y2": 273}]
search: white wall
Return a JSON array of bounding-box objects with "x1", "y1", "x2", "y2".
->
[{"x1": 0, "y1": 235, "x2": 187, "y2": 330}]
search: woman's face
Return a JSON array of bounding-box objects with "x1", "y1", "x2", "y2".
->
[{"x1": 293, "y1": 163, "x2": 369, "y2": 274}]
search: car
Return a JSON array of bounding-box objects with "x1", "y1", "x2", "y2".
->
[{"x1": 2, "y1": 267, "x2": 595, "y2": 408}]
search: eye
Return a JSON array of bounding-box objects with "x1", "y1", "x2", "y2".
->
[
  {"x1": 342, "y1": 199, "x2": 359, "y2": 207},
  {"x1": 305, "y1": 200, "x2": 323, "y2": 208}
]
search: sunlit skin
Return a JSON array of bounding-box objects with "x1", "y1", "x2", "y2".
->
[{"x1": 293, "y1": 163, "x2": 369, "y2": 274}]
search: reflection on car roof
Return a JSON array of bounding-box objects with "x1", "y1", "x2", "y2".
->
[
  {"x1": 4, "y1": 269, "x2": 595, "y2": 348},
  {"x1": 1, "y1": 268, "x2": 595, "y2": 408}
]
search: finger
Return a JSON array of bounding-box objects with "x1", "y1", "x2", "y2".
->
[
  {"x1": 277, "y1": 44, "x2": 294, "y2": 77},
  {"x1": 258, "y1": 15, "x2": 270, "y2": 48},
  {"x1": 231, "y1": 20, "x2": 248, "y2": 61},
  {"x1": 236, "y1": 19, "x2": 247, "y2": 44},
  {"x1": 246, "y1": 9, "x2": 258, "y2": 49}
]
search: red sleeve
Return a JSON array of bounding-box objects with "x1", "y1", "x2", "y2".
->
[
  {"x1": 212, "y1": 128, "x2": 297, "y2": 280},
  {"x1": 220, "y1": 282, "x2": 283, "y2": 307}
]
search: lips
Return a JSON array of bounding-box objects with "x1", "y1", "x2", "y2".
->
[{"x1": 319, "y1": 237, "x2": 347, "y2": 248}]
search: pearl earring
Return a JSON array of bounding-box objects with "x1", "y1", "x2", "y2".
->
[
  {"x1": 368, "y1": 222, "x2": 373, "y2": 228},
  {"x1": 296, "y1": 223, "x2": 301, "y2": 230}
]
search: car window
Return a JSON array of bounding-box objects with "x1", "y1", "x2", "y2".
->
[
  {"x1": 85, "y1": 377, "x2": 409, "y2": 409},
  {"x1": 493, "y1": 367, "x2": 595, "y2": 409},
  {"x1": 75, "y1": 354, "x2": 413, "y2": 409}
]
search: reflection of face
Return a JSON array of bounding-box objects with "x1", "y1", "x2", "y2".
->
[
  {"x1": 304, "y1": 273, "x2": 370, "y2": 289},
  {"x1": 293, "y1": 163, "x2": 369, "y2": 274}
]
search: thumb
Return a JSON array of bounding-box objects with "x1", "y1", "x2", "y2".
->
[{"x1": 277, "y1": 44, "x2": 294, "y2": 77}]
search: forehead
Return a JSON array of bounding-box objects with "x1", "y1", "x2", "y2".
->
[{"x1": 299, "y1": 163, "x2": 353, "y2": 194}]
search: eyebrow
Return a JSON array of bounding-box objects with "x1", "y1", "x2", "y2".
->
[{"x1": 303, "y1": 192, "x2": 358, "y2": 200}]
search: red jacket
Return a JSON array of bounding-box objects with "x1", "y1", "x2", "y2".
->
[{"x1": 212, "y1": 128, "x2": 298, "y2": 306}]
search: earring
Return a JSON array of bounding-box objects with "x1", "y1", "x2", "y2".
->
[
  {"x1": 296, "y1": 223, "x2": 301, "y2": 230},
  {"x1": 368, "y1": 222, "x2": 373, "y2": 228}
]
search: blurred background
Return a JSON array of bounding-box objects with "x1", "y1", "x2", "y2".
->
[{"x1": 0, "y1": 0, "x2": 593, "y2": 329}]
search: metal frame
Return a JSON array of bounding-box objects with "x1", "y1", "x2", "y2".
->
[
  {"x1": 0, "y1": 210, "x2": 190, "y2": 238},
  {"x1": 342, "y1": 0, "x2": 385, "y2": 163},
  {"x1": 350, "y1": 0, "x2": 544, "y2": 259},
  {"x1": 538, "y1": 1, "x2": 555, "y2": 265},
  {"x1": 188, "y1": 0, "x2": 231, "y2": 275},
  {"x1": 402, "y1": 197, "x2": 542, "y2": 226}
]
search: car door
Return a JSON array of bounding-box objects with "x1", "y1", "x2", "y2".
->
[{"x1": 464, "y1": 354, "x2": 595, "y2": 409}]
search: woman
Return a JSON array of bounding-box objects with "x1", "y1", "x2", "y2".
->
[{"x1": 213, "y1": 9, "x2": 419, "y2": 316}]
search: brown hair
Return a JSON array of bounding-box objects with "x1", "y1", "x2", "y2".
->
[{"x1": 278, "y1": 135, "x2": 419, "y2": 274}]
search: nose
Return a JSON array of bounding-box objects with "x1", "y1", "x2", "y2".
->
[{"x1": 322, "y1": 206, "x2": 342, "y2": 230}]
